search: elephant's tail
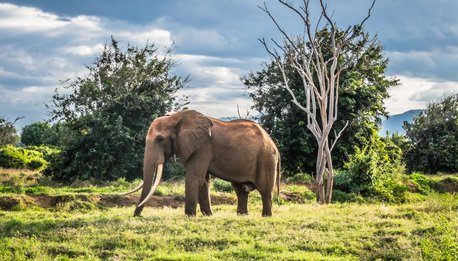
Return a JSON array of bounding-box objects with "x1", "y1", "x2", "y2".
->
[{"x1": 276, "y1": 155, "x2": 281, "y2": 197}]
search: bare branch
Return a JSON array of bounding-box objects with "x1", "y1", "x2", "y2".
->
[
  {"x1": 330, "y1": 121, "x2": 349, "y2": 152},
  {"x1": 237, "y1": 104, "x2": 250, "y2": 120},
  {"x1": 360, "y1": 0, "x2": 376, "y2": 27}
]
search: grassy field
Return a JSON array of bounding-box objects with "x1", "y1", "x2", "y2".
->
[{"x1": 1, "y1": 169, "x2": 457, "y2": 260}]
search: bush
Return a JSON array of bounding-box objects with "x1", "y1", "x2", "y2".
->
[
  {"x1": 213, "y1": 178, "x2": 233, "y2": 192},
  {"x1": 0, "y1": 145, "x2": 60, "y2": 170},
  {"x1": 285, "y1": 173, "x2": 313, "y2": 184},
  {"x1": 334, "y1": 129, "x2": 406, "y2": 202},
  {"x1": 332, "y1": 189, "x2": 365, "y2": 203},
  {"x1": 0, "y1": 145, "x2": 27, "y2": 168},
  {"x1": 408, "y1": 173, "x2": 435, "y2": 194},
  {"x1": 163, "y1": 161, "x2": 185, "y2": 181}
]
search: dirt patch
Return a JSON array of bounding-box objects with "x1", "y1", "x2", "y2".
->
[
  {"x1": 0, "y1": 193, "x2": 237, "y2": 211},
  {"x1": 281, "y1": 192, "x2": 308, "y2": 203},
  {"x1": 0, "y1": 196, "x2": 21, "y2": 210},
  {"x1": 435, "y1": 177, "x2": 458, "y2": 193}
]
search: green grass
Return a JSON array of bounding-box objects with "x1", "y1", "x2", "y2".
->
[
  {"x1": 1, "y1": 195, "x2": 457, "y2": 260},
  {"x1": 1, "y1": 169, "x2": 457, "y2": 260}
]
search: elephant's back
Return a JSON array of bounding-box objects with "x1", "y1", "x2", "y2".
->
[{"x1": 211, "y1": 118, "x2": 278, "y2": 155}]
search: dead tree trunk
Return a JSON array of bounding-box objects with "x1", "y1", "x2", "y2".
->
[{"x1": 260, "y1": 0, "x2": 374, "y2": 204}]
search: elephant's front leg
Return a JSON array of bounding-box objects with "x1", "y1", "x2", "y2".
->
[
  {"x1": 198, "y1": 174, "x2": 212, "y2": 216},
  {"x1": 184, "y1": 173, "x2": 201, "y2": 216}
]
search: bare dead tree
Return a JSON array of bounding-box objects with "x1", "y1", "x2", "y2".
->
[
  {"x1": 0, "y1": 116, "x2": 23, "y2": 146},
  {"x1": 259, "y1": 0, "x2": 375, "y2": 203},
  {"x1": 236, "y1": 104, "x2": 251, "y2": 120}
]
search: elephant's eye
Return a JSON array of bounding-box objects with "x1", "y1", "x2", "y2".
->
[{"x1": 155, "y1": 136, "x2": 164, "y2": 143}]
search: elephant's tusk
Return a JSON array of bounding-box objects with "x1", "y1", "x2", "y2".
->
[
  {"x1": 120, "y1": 181, "x2": 143, "y2": 196},
  {"x1": 137, "y1": 164, "x2": 163, "y2": 207}
]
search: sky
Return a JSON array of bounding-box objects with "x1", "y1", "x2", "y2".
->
[{"x1": 1, "y1": 0, "x2": 458, "y2": 131}]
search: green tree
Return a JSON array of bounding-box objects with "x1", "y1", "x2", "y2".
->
[
  {"x1": 243, "y1": 29, "x2": 398, "y2": 176},
  {"x1": 46, "y1": 37, "x2": 188, "y2": 182},
  {"x1": 0, "y1": 116, "x2": 21, "y2": 146},
  {"x1": 403, "y1": 93, "x2": 458, "y2": 173},
  {"x1": 21, "y1": 122, "x2": 51, "y2": 146},
  {"x1": 21, "y1": 121, "x2": 71, "y2": 147}
]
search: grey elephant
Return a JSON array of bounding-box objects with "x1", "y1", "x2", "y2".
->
[{"x1": 123, "y1": 110, "x2": 281, "y2": 216}]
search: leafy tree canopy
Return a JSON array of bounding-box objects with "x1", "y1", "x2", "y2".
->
[
  {"x1": 403, "y1": 93, "x2": 458, "y2": 173},
  {"x1": 21, "y1": 121, "x2": 73, "y2": 148},
  {"x1": 243, "y1": 28, "x2": 398, "y2": 175},
  {"x1": 21, "y1": 122, "x2": 51, "y2": 146},
  {"x1": 46, "y1": 37, "x2": 188, "y2": 182}
]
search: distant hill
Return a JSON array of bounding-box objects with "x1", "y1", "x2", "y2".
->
[{"x1": 380, "y1": 109, "x2": 422, "y2": 135}]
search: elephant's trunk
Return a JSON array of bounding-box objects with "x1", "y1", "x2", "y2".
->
[{"x1": 137, "y1": 164, "x2": 163, "y2": 208}]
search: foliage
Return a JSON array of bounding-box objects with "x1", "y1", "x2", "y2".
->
[
  {"x1": 334, "y1": 129, "x2": 407, "y2": 202},
  {"x1": 285, "y1": 172, "x2": 314, "y2": 184},
  {"x1": 163, "y1": 161, "x2": 185, "y2": 181},
  {"x1": 243, "y1": 28, "x2": 398, "y2": 175},
  {"x1": 0, "y1": 145, "x2": 59, "y2": 170},
  {"x1": 213, "y1": 178, "x2": 233, "y2": 192},
  {"x1": 403, "y1": 93, "x2": 458, "y2": 173},
  {"x1": 0, "y1": 116, "x2": 21, "y2": 146},
  {"x1": 421, "y1": 216, "x2": 458, "y2": 260},
  {"x1": 21, "y1": 121, "x2": 70, "y2": 148},
  {"x1": 46, "y1": 37, "x2": 188, "y2": 182},
  {"x1": 21, "y1": 122, "x2": 51, "y2": 146}
]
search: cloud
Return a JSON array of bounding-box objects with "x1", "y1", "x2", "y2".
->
[
  {"x1": 61, "y1": 44, "x2": 105, "y2": 56},
  {"x1": 0, "y1": 3, "x2": 67, "y2": 32},
  {"x1": 386, "y1": 46, "x2": 458, "y2": 81},
  {"x1": 174, "y1": 54, "x2": 252, "y2": 114},
  {"x1": 384, "y1": 75, "x2": 458, "y2": 115},
  {"x1": 0, "y1": 2, "x2": 257, "y2": 130}
]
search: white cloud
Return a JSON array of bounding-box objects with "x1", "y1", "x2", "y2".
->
[
  {"x1": 384, "y1": 75, "x2": 458, "y2": 115},
  {"x1": 0, "y1": 3, "x2": 67, "y2": 31},
  {"x1": 62, "y1": 44, "x2": 105, "y2": 56},
  {"x1": 117, "y1": 27, "x2": 173, "y2": 48}
]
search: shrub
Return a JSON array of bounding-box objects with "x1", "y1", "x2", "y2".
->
[
  {"x1": 285, "y1": 172, "x2": 313, "y2": 184},
  {"x1": 0, "y1": 145, "x2": 60, "y2": 170},
  {"x1": 334, "y1": 129, "x2": 406, "y2": 202},
  {"x1": 332, "y1": 189, "x2": 365, "y2": 203},
  {"x1": 213, "y1": 178, "x2": 233, "y2": 192},
  {"x1": 0, "y1": 145, "x2": 27, "y2": 168},
  {"x1": 163, "y1": 161, "x2": 185, "y2": 181},
  {"x1": 408, "y1": 173, "x2": 435, "y2": 194}
]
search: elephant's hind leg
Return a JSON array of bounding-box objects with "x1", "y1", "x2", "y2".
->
[
  {"x1": 232, "y1": 182, "x2": 250, "y2": 215},
  {"x1": 260, "y1": 191, "x2": 273, "y2": 217},
  {"x1": 198, "y1": 174, "x2": 212, "y2": 216}
]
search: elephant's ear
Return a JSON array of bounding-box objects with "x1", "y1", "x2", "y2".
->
[{"x1": 176, "y1": 110, "x2": 213, "y2": 162}]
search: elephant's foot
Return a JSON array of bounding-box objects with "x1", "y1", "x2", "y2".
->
[
  {"x1": 133, "y1": 207, "x2": 143, "y2": 217},
  {"x1": 201, "y1": 210, "x2": 213, "y2": 216},
  {"x1": 262, "y1": 209, "x2": 272, "y2": 217},
  {"x1": 237, "y1": 209, "x2": 249, "y2": 215},
  {"x1": 185, "y1": 204, "x2": 197, "y2": 217}
]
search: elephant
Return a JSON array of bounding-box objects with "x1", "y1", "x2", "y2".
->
[{"x1": 123, "y1": 110, "x2": 281, "y2": 217}]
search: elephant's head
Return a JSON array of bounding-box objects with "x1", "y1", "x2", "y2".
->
[{"x1": 122, "y1": 110, "x2": 213, "y2": 216}]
